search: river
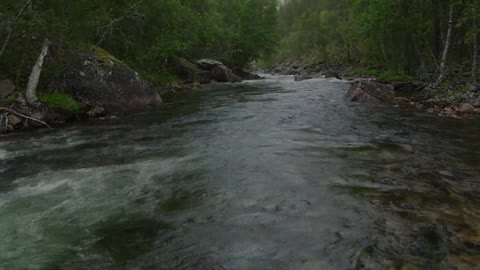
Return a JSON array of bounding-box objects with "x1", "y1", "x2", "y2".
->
[{"x1": 0, "y1": 75, "x2": 479, "y2": 270}]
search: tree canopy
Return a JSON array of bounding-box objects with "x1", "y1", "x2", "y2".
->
[{"x1": 0, "y1": 0, "x2": 279, "y2": 86}]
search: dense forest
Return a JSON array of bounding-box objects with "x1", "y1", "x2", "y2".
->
[
  {"x1": 0, "y1": 0, "x2": 278, "y2": 88},
  {"x1": 277, "y1": 0, "x2": 480, "y2": 83},
  {"x1": 1, "y1": 0, "x2": 480, "y2": 120},
  {"x1": 3, "y1": 0, "x2": 480, "y2": 89}
]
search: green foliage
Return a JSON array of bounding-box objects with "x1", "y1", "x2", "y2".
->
[
  {"x1": 0, "y1": 0, "x2": 279, "y2": 89},
  {"x1": 38, "y1": 92, "x2": 82, "y2": 112},
  {"x1": 277, "y1": 0, "x2": 480, "y2": 79}
]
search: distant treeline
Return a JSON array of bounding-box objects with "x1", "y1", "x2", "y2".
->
[{"x1": 277, "y1": 0, "x2": 479, "y2": 79}]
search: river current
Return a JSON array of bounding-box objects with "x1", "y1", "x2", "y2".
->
[{"x1": 0, "y1": 75, "x2": 479, "y2": 270}]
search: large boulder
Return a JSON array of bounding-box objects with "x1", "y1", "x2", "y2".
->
[
  {"x1": 195, "y1": 59, "x2": 241, "y2": 83},
  {"x1": 0, "y1": 79, "x2": 15, "y2": 98},
  {"x1": 345, "y1": 81, "x2": 394, "y2": 104},
  {"x1": 60, "y1": 47, "x2": 162, "y2": 112}
]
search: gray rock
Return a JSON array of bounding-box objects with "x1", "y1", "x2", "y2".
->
[
  {"x1": 0, "y1": 79, "x2": 15, "y2": 98},
  {"x1": 61, "y1": 48, "x2": 162, "y2": 112},
  {"x1": 294, "y1": 75, "x2": 313, "y2": 82},
  {"x1": 196, "y1": 59, "x2": 225, "y2": 70},
  {"x1": 195, "y1": 59, "x2": 241, "y2": 83},
  {"x1": 345, "y1": 81, "x2": 394, "y2": 104},
  {"x1": 232, "y1": 68, "x2": 261, "y2": 80},
  {"x1": 323, "y1": 70, "x2": 341, "y2": 80}
]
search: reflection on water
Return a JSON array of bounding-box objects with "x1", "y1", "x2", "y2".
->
[{"x1": 0, "y1": 76, "x2": 479, "y2": 269}]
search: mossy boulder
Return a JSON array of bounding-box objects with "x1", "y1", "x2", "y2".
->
[{"x1": 60, "y1": 47, "x2": 162, "y2": 113}]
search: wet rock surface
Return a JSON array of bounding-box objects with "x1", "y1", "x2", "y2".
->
[{"x1": 345, "y1": 81, "x2": 394, "y2": 104}]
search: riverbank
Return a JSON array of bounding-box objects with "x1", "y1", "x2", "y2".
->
[
  {"x1": 0, "y1": 50, "x2": 260, "y2": 134},
  {"x1": 271, "y1": 60, "x2": 480, "y2": 118}
]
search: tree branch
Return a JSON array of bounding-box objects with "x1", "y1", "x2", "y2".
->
[
  {"x1": 0, "y1": 0, "x2": 33, "y2": 60},
  {"x1": 0, "y1": 107, "x2": 52, "y2": 129},
  {"x1": 96, "y1": 0, "x2": 145, "y2": 46}
]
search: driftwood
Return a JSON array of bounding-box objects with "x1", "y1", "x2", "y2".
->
[{"x1": 0, "y1": 107, "x2": 52, "y2": 129}]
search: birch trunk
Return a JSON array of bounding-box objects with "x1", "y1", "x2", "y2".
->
[
  {"x1": 26, "y1": 38, "x2": 50, "y2": 106},
  {"x1": 435, "y1": 2, "x2": 454, "y2": 86}
]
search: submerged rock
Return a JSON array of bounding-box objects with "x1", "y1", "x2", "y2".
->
[
  {"x1": 60, "y1": 47, "x2": 162, "y2": 113},
  {"x1": 345, "y1": 81, "x2": 394, "y2": 104}
]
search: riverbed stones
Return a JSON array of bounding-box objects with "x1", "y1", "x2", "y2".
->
[
  {"x1": 345, "y1": 81, "x2": 394, "y2": 104},
  {"x1": 60, "y1": 47, "x2": 162, "y2": 113},
  {"x1": 7, "y1": 114, "x2": 22, "y2": 126},
  {"x1": 458, "y1": 103, "x2": 475, "y2": 114},
  {"x1": 0, "y1": 79, "x2": 15, "y2": 98}
]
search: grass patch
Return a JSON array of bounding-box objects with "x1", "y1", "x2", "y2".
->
[{"x1": 38, "y1": 92, "x2": 82, "y2": 112}]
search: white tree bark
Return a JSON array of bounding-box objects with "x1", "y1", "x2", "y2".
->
[
  {"x1": 435, "y1": 2, "x2": 454, "y2": 86},
  {"x1": 26, "y1": 38, "x2": 51, "y2": 106}
]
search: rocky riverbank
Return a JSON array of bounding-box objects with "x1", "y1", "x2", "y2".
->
[
  {"x1": 271, "y1": 60, "x2": 480, "y2": 118},
  {"x1": 0, "y1": 47, "x2": 261, "y2": 134}
]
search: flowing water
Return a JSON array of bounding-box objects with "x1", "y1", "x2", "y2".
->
[{"x1": 0, "y1": 75, "x2": 479, "y2": 270}]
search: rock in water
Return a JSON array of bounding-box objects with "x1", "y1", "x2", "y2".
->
[
  {"x1": 0, "y1": 79, "x2": 15, "y2": 98},
  {"x1": 232, "y1": 68, "x2": 261, "y2": 80},
  {"x1": 195, "y1": 59, "x2": 241, "y2": 83},
  {"x1": 60, "y1": 47, "x2": 162, "y2": 112},
  {"x1": 294, "y1": 75, "x2": 313, "y2": 82},
  {"x1": 345, "y1": 81, "x2": 394, "y2": 104},
  {"x1": 323, "y1": 70, "x2": 341, "y2": 80}
]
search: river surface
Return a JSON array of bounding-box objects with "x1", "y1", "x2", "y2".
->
[{"x1": 0, "y1": 75, "x2": 479, "y2": 270}]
